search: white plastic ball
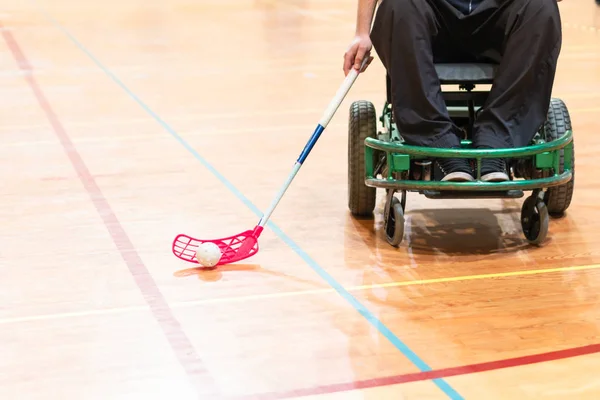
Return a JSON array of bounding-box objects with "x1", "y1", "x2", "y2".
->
[{"x1": 195, "y1": 242, "x2": 222, "y2": 267}]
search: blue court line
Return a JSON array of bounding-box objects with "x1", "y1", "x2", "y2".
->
[{"x1": 33, "y1": 4, "x2": 463, "y2": 399}]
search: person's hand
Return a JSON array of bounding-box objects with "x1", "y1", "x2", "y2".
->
[{"x1": 343, "y1": 35, "x2": 374, "y2": 76}]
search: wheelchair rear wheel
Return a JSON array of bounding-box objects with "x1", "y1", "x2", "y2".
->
[
  {"x1": 543, "y1": 98, "x2": 575, "y2": 216},
  {"x1": 348, "y1": 100, "x2": 378, "y2": 216}
]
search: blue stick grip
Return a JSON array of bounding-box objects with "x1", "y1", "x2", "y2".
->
[{"x1": 297, "y1": 124, "x2": 325, "y2": 164}]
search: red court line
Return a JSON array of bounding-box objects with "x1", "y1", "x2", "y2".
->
[
  {"x1": 237, "y1": 343, "x2": 600, "y2": 399},
  {"x1": 1, "y1": 24, "x2": 221, "y2": 398}
]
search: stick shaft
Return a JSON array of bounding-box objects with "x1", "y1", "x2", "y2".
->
[{"x1": 258, "y1": 66, "x2": 364, "y2": 228}]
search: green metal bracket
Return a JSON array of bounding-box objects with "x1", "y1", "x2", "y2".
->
[
  {"x1": 535, "y1": 152, "x2": 553, "y2": 169},
  {"x1": 390, "y1": 153, "x2": 410, "y2": 173},
  {"x1": 365, "y1": 146, "x2": 375, "y2": 179},
  {"x1": 564, "y1": 142, "x2": 573, "y2": 170}
]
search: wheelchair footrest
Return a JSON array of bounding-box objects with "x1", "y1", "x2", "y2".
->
[{"x1": 422, "y1": 190, "x2": 525, "y2": 199}]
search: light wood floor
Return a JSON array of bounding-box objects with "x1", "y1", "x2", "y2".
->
[{"x1": 2, "y1": 0, "x2": 600, "y2": 399}]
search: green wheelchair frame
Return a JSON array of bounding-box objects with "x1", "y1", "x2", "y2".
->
[{"x1": 348, "y1": 63, "x2": 574, "y2": 247}]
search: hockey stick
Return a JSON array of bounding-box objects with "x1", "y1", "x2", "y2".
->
[{"x1": 172, "y1": 59, "x2": 369, "y2": 265}]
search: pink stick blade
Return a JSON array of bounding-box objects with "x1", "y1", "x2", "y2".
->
[{"x1": 172, "y1": 226, "x2": 264, "y2": 266}]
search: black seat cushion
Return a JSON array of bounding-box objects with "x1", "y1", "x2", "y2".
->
[{"x1": 435, "y1": 63, "x2": 497, "y2": 84}]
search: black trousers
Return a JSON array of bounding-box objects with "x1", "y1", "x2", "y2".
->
[{"x1": 370, "y1": 0, "x2": 562, "y2": 149}]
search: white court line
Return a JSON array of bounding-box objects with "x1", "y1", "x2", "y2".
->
[
  {"x1": 2, "y1": 106, "x2": 599, "y2": 148},
  {"x1": 0, "y1": 290, "x2": 333, "y2": 325},
  {"x1": 0, "y1": 121, "x2": 348, "y2": 148},
  {"x1": 0, "y1": 108, "x2": 326, "y2": 133},
  {"x1": 0, "y1": 61, "x2": 347, "y2": 80},
  {"x1": 4, "y1": 262, "x2": 600, "y2": 326},
  {"x1": 0, "y1": 305, "x2": 149, "y2": 325},
  {"x1": 2, "y1": 90, "x2": 600, "y2": 135}
]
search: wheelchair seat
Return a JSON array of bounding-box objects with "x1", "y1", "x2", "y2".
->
[{"x1": 435, "y1": 63, "x2": 497, "y2": 84}]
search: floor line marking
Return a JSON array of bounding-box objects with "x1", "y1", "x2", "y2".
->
[
  {"x1": 2, "y1": 262, "x2": 598, "y2": 326},
  {"x1": 231, "y1": 343, "x2": 600, "y2": 399},
  {"x1": 351, "y1": 263, "x2": 600, "y2": 290},
  {"x1": 1, "y1": 102, "x2": 598, "y2": 148},
  {"x1": 1, "y1": 97, "x2": 599, "y2": 134},
  {"x1": 1, "y1": 103, "x2": 598, "y2": 135},
  {"x1": 4, "y1": 122, "x2": 348, "y2": 145},
  {"x1": 0, "y1": 306, "x2": 150, "y2": 325},
  {"x1": 172, "y1": 263, "x2": 600, "y2": 307}
]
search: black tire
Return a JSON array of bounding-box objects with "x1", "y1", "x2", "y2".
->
[
  {"x1": 521, "y1": 195, "x2": 549, "y2": 246},
  {"x1": 385, "y1": 197, "x2": 405, "y2": 247},
  {"x1": 543, "y1": 98, "x2": 575, "y2": 216},
  {"x1": 348, "y1": 100, "x2": 378, "y2": 216}
]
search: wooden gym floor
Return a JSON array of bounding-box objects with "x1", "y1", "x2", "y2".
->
[{"x1": 1, "y1": 0, "x2": 600, "y2": 399}]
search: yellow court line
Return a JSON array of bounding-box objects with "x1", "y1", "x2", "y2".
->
[
  {"x1": 2, "y1": 263, "x2": 600, "y2": 325},
  {"x1": 172, "y1": 263, "x2": 600, "y2": 307},
  {"x1": 348, "y1": 263, "x2": 600, "y2": 291}
]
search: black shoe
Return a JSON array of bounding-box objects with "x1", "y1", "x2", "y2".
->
[
  {"x1": 436, "y1": 158, "x2": 474, "y2": 182},
  {"x1": 481, "y1": 158, "x2": 509, "y2": 182}
]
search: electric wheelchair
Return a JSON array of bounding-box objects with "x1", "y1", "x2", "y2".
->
[{"x1": 348, "y1": 63, "x2": 574, "y2": 246}]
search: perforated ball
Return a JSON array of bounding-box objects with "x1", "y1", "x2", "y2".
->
[{"x1": 195, "y1": 242, "x2": 222, "y2": 267}]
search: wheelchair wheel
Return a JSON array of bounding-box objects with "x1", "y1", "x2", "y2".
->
[
  {"x1": 384, "y1": 196, "x2": 405, "y2": 247},
  {"x1": 543, "y1": 98, "x2": 575, "y2": 217},
  {"x1": 348, "y1": 100, "x2": 377, "y2": 216},
  {"x1": 521, "y1": 194, "x2": 549, "y2": 246}
]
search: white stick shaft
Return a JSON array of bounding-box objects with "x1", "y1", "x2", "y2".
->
[
  {"x1": 258, "y1": 162, "x2": 301, "y2": 227},
  {"x1": 319, "y1": 67, "x2": 361, "y2": 127},
  {"x1": 257, "y1": 62, "x2": 366, "y2": 229}
]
